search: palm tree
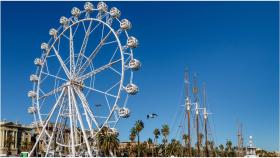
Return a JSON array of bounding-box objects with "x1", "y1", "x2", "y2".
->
[
  {"x1": 226, "y1": 140, "x2": 235, "y2": 157},
  {"x1": 97, "y1": 126, "x2": 120, "y2": 156},
  {"x1": 208, "y1": 141, "x2": 215, "y2": 156},
  {"x1": 135, "y1": 120, "x2": 144, "y2": 157},
  {"x1": 129, "y1": 127, "x2": 137, "y2": 143},
  {"x1": 147, "y1": 138, "x2": 153, "y2": 156},
  {"x1": 219, "y1": 144, "x2": 224, "y2": 156},
  {"x1": 153, "y1": 128, "x2": 160, "y2": 156},
  {"x1": 161, "y1": 124, "x2": 170, "y2": 156},
  {"x1": 182, "y1": 134, "x2": 190, "y2": 156},
  {"x1": 225, "y1": 140, "x2": 233, "y2": 156},
  {"x1": 129, "y1": 127, "x2": 137, "y2": 156},
  {"x1": 167, "y1": 139, "x2": 182, "y2": 156}
]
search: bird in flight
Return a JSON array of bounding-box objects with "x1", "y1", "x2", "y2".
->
[
  {"x1": 147, "y1": 113, "x2": 158, "y2": 119},
  {"x1": 95, "y1": 104, "x2": 102, "y2": 107}
]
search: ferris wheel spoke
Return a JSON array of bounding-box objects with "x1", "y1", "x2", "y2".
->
[
  {"x1": 106, "y1": 81, "x2": 120, "y2": 93},
  {"x1": 39, "y1": 84, "x2": 66, "y2": 100},
  {"x1": 62, "y1": 34, "x2": 70, "y2": 40},
  {"x1": 73, "y1": 22, "x2": 80, "y2": 37},
  {"x1": 103, "y1": 40, "x2": 117, "y2": 46},
  {"x1": 81, "y1": 21, "x2": 87, "y2": 33},
  {"x1": 77, "y1": 30, "x2": 113, "y2": 75},
  {"x1": 76, "y1": 20, "x2": 93, "y2": 72},
  {"x1": 79, "y1": 59, "x2": 121, "y2": 81},
  {"x1": 82, "y1": 84, "x2": 118, "y2": 99},
  {"x1": 52, "y1": 47, "x2": 71, "y2": 79},
  {"x1": 109, "y1": 46, "x2": 119, "y2": 63},
  {"x1": 89, "y1": 21, "x2": 102, "y2": 35},
  {"x1": 70, "y1": 87, "x2": 93, "y2": 157},
  {"x1": 41, "y1": 71, "x2": 68, "y2": 82},
  {"x1": 29, "y1": 88, "x2": 66, "y2": 156},
  {"x1": 105, "y1": 95, "x2": 118, "y2": 121},
  {"x1": 69, "y1": 27, "x2": 75, "y2": 75},
  {"x1": 109, "y1": 67, "x2": 121, "y2": 76},
  {"x1": 73, "y1": 87, "x2": 100, "y2": 130}
]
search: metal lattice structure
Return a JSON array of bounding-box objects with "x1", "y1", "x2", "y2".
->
[{"x1": 28, "y1": 2, "x2": 140, "y2": 156}]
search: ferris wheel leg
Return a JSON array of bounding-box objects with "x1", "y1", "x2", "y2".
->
[
  {"x1": 45, "y1": 93, "x2": 66, "y2": 156},
  {"x1": 74, "y1": 87, "x2": 100, "y2": 131},
  {"x1": 67, "y1": 87, "x2": 76, "y2": 156},
  {"x1": 70, "y1": 87, "x2": 93, "y2": 157},
  {"x1": 29, "y1": 88, "x2": 66, "y2": 157}
]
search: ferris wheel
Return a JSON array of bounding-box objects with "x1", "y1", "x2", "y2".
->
[{"x1": 27, "y1": 2, "x2": 140, "y2": 156}]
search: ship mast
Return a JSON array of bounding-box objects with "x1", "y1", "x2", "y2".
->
[
  {"x1": 193, "y1": 73, "x2": 201, "y2": 156},
  {"x1": 237, "y1": 122, "x2": 244, "y2": 156},
  {"x1": 203, "y1": 83, "x2": 209, "y2": 157},
  {"x1": 184, "y1": 68, "x2": 192, "y2": 156}
]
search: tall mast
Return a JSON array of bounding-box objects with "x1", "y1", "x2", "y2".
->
[
  {"x1": 184, "y1": 68, "x2": 192, "y2": 156},
  {"x1": 237, "y1": 122, "x2": 244, "y2": 156},
  {"x1": 203, "y1": 83, "x2": 209, "y2": 157},
  {"x1": 193, "y1": 73, "x2": 200, "y2": 156}
]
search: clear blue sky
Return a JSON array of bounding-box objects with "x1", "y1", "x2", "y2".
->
[{"x1": 1, "y1": 2, "x2": 279, "y2": 151}]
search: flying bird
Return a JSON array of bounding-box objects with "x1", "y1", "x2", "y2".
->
[
  {"x1": 95, "y1": 104, "x2": 102, "y2": 107},
  {"x1": 146, "y1": 113, "x2": 158, "y2": 119}
]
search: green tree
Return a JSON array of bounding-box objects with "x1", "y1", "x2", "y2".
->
[
  {"x1": 219, "y1": 144, "x2": 224, "y2": 156},
  {"x1": 147, "y1": 138, "x2": 153, "y2": 156},
  {"x1": 182, "y1": 134, "x2": 188, "y2": 156},
  {"x1": 97, "y1": 126, "x2": 119, "y2": 156},
  {"x1": 129, "y1": 127, "x2": 137, "y2": 156},
  {"x1": 153, "y1": 128, "x2": 160, "y2": 156},
  {"x1": 161, "y1": 124, "x2": 170, "y2": 156},
  {"x1": 208, "y1": 141, "x2": 215, "y2": 156},
  {"x1": 135, "y1": 120, "x2": 144, "y2": 157},
  {"x1": 167, "y1": 139, "x2": 182, "y2": 156},
  {"x1": 129, "y1": 127, "x2": 137, "y2": 143},
  {"x1": 225, "y1": 140, "x2": 235, "y2": 156}
]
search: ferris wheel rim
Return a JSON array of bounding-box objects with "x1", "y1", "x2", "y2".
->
[
  {"x1": 29, "y1": 2, "x2": 140, "y2": 156},
  {"x1": 33, "y1": 18, "x2": 131, "y2": 144}
]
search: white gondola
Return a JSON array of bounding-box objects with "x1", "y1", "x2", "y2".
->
[
  {"x1": 28, "y1": 106, "x2": 37, "y2": 114},
  {"x1": 129, "y1": 59, "x2": 141, "y2": 71},
  {"x1": 127, "y1": 36, "x2": 138, "y2": 48},
  {"x1": 125, "y1": 83, "x2": 138, "y2": 95},
  {"x1": 120, "y1": 19, "x2": 131, "y2": 30},
  {"x1": 28, "y1": 90, "x2": 37, "y2": 98},
  {"x1": 84, "y1": 2, "x2": 94, "y2": 12},
  {"x1": 118, "y1": 107, "x2": 130, "y2": 118},
  {"x1": 41, "y1": 42, "x2": 49, "y2": 51},
  {"x1": 49, "y1": 28, "x2": 57, "y2": 38},
  {"x1": 110, "y1": 7, "x2": 121, "y2": 18},
  {"x1": 30, "y1": 74, "x2": 39, "y2": 82},
  {"x1": 71, "y1": 7, "x2": 81, "y2": 17},
  {"x1": 34, "y1": 58, "x2": 43, "y2": 66},
  {"x1": 59, "y1": 16, "x2": 69, "y2": 26},
  {"x1": 97, "y1": 2, "x2": 108, "y2": 12}
]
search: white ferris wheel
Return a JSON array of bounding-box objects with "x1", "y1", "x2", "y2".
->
[{"x1": 27, "y1": 1, "x2": 140, "y2": 156}]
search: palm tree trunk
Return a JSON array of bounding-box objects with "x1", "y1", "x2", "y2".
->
[
  {"x1": 137, "y1": 133, "x2": 140, "y2": 157},
  {"x1": 164, "y1": 136, "x2": 167, "y2": 156},
  {"x1": 152, "y1": 139, "x2": 154, "y2": 157}
]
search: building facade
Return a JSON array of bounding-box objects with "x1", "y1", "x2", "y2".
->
[{"x1": 0, "y1": 121, "x2": 33, "y2": 156}]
